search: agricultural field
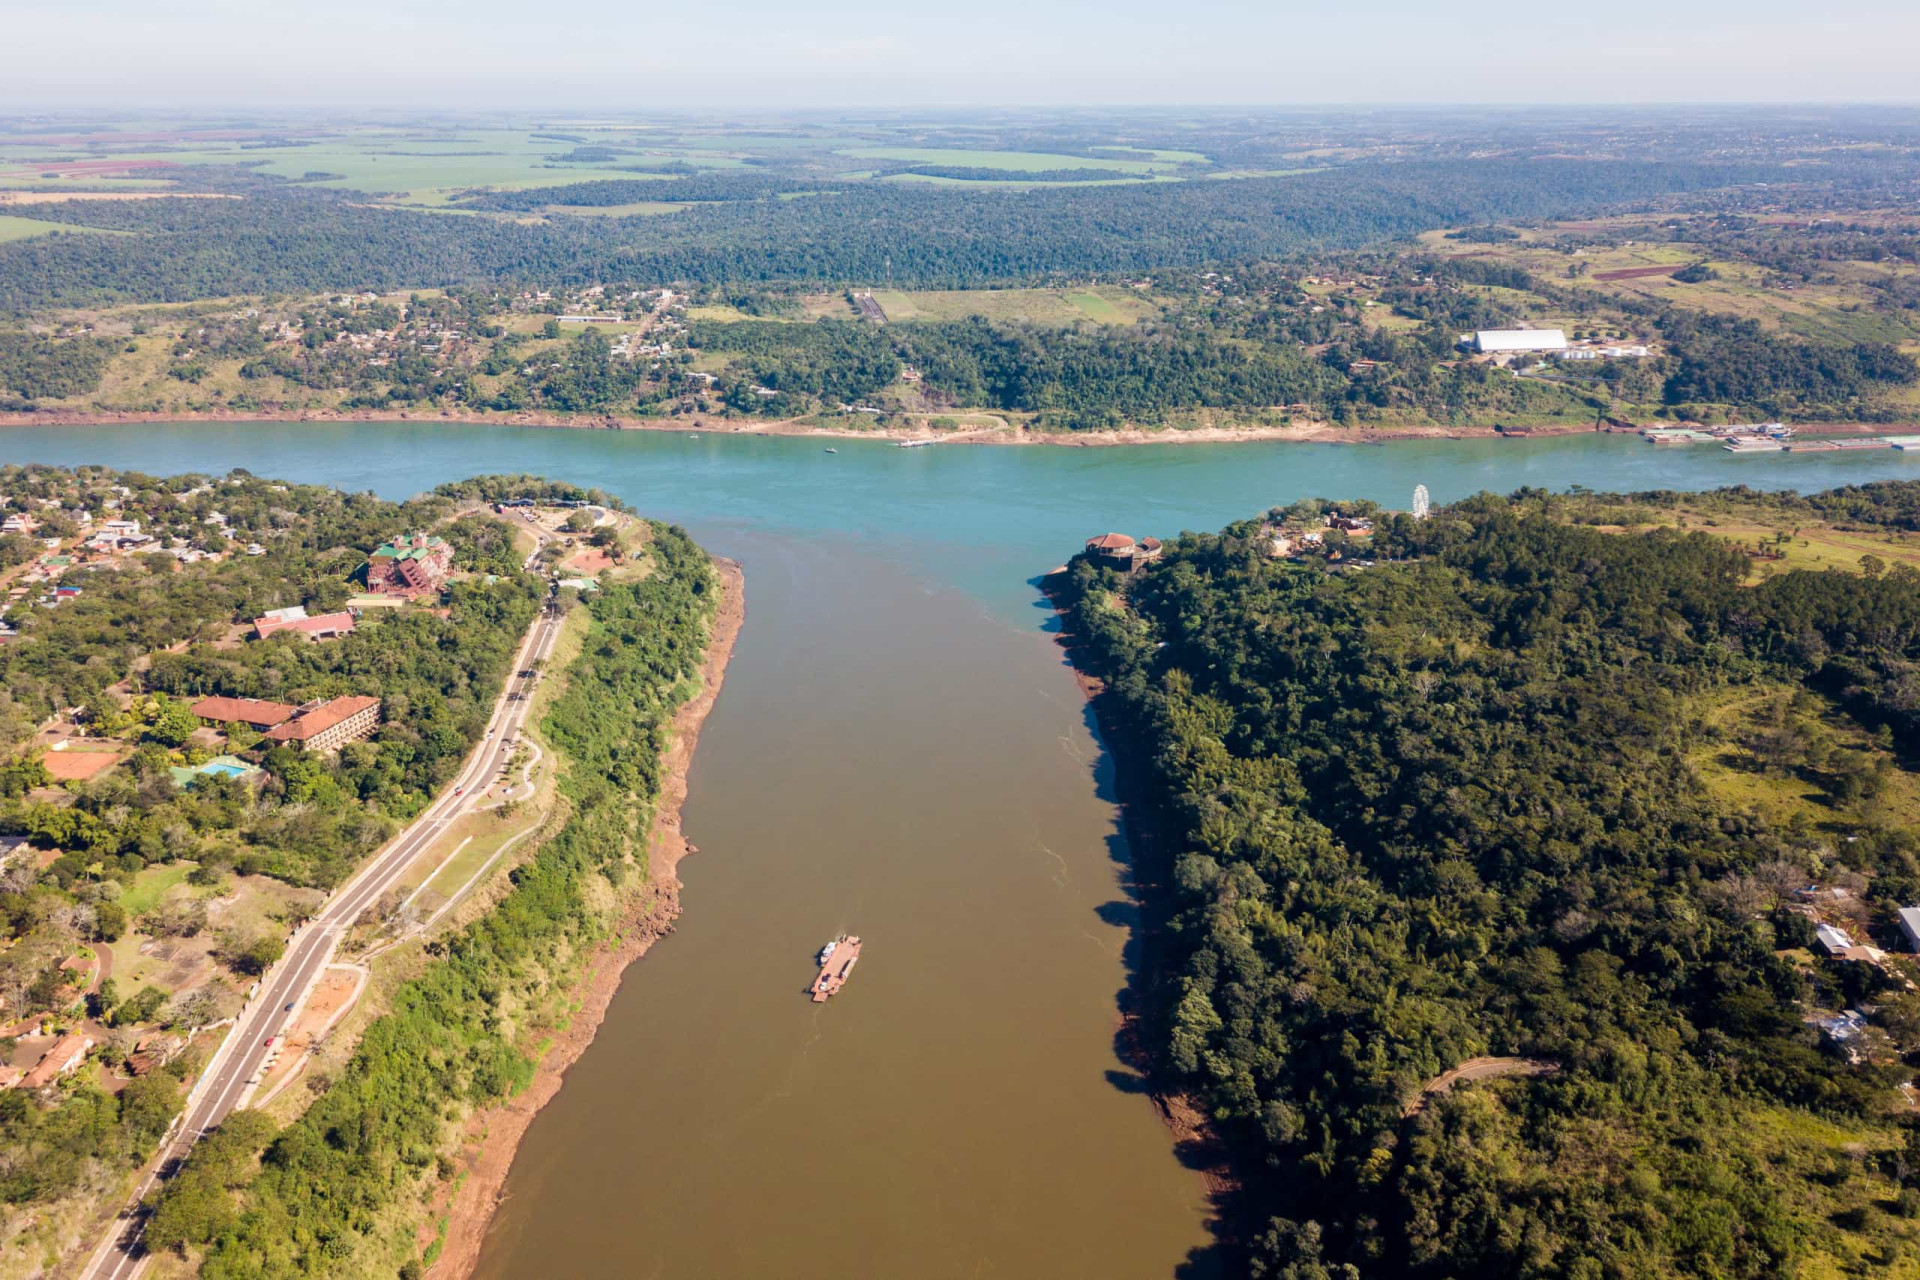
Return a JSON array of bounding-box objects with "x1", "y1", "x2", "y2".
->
[
  {"x1": 0, "y1": 118, "x2": 1224, "y2": 206},
  {"x1": 863, "y1": 285, "x2": 1160, "y2": 325},
  {"x1": 882, "y1": 171, "x2": 1178, "y2": 188},
  {"x1": 833, "y1": 145, "x2": 1182, "y2": 175},
  {"x1": 0, "y1": 123, "x2": 759, "y2": 205},
  {"x1": 1092, "y1": 145, "x2": 1211, "y2": 163},
  {"x1": 0, "y1": 213, "x2": 120, "y2": 243},
  {"x1": 542, "y1": 200, "x2": 686, "y2": 217}
]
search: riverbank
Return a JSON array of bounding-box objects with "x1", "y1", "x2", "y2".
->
[
  {"x1": 10, "y1": 405, "x2": 1898, "y2": 448},
  {"x1": 0, "y1": 404, "x2": 1518, "y2": 445},
  {"x1": 429, "y1": 555, "x2": 744, "y2": 1280},
  {"x1": 1039, "y1": 567, "x2": 1241, "y2": 1232}
]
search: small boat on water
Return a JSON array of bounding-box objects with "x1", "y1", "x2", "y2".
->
[
  {"x1": 897, "y1": 439, "x2": 936, "y2": 449},
  {"x1": 811, "y1": 934, "x2": 862, "y2": 1002},
  {"x1": 824, "y1": 448, "x2": 838, "y2": 454}
]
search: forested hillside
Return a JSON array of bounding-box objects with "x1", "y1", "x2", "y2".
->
[{"x1": 1058, "y1": 484, "x2": 1920, "y2": 1277}]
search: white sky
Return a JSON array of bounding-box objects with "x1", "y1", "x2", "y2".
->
[{"x1": 2, "y1": 0, "x2": 1916, "y2": 107}]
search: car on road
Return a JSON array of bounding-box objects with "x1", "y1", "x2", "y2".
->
[
  {"x1": 263, "y1": 1036, "x2": 276, "y2": 1047},
  {"x1": 454, "y1": 787, "x2": 465, "y2": 796},
  {"x1": 285, "y1": 1002, "x2": 295, "y2": 1011}
]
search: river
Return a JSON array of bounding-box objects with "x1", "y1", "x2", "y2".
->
[{"x1": 4, "y1": 424, "x2": 1916, "y2": 1278}]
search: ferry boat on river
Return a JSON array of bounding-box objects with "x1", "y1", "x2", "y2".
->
[{"x1": 811, "y1": 934, "x2": 862, "y2": 1002}]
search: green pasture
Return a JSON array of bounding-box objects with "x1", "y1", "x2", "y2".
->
[
  {"x1": 0, "y1": 128, "x2": 744, "y2": 201},
  {"x1": 834, "y1": 146, "x2": 1174, "y2": 174},
  {"x1": 1090, "y1": 145, "x2": 1212, "y2": 163},
  {"x1": 0, "y1": 214, "x2": 121, "y2": 242},
  {"x1": 882, "y1": 172, "x2": 1174, "y2": 188}
]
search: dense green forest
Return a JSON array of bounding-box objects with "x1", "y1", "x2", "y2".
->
[
  {"x1": 679, "y1": 303, "x2": 1913, "y2": 428},
  {"x1": 0, "y1": 160, "x2": 1801, "y2": 311},
  {"x1": 143, "y1": 522, "x2": 719, "y2": 1277},
  {"x1": 0, "y1": 332, "x2": 118, "y2": 406},
  {"x1": 1057, "y1": 483, "x2": 1920, "y2": 1277},
  {"x1": 1658, "y1": 312, "x2": 1917, "y2": 415},
  {"x1": 895, "y1": 318, "x2": 1338, "y2": 426}
]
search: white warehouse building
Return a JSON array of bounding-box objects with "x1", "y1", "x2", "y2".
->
[{"x1": 1468, "y1": 328, "x2": 1569, "y2": 354}]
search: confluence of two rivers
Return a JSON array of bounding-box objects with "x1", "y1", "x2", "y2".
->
[{"x1": 5, "y1": 423, "x2": 1915, "y2": 1277}]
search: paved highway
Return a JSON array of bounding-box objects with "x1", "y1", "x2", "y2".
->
[{"x1": 83, "y1": 550, "x2": 565, "y2": 1280}]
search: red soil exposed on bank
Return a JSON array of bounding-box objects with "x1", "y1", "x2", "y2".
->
[{"x1": 428, "y1": 557, "x2": 743, "y2": 1279}]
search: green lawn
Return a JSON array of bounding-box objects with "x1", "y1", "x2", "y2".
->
[{"x1": 120, "y1": 862, "x2": 194, "y2": 916}]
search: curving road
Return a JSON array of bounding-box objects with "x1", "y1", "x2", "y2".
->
[{"x1": 83, "y1": 548, "x2": 564, "y2": 1280}]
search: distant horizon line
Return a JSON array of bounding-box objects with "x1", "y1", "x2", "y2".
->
[{"x1": 3, "y1": 101, "x2": 1920, "y2": 117}]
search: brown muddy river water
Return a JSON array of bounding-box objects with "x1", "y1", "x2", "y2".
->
[
  {"x1": 12, "y1": 423, "x2": 1918, "y2": 1278},
  {"x1": 473, "y1": 533, "x2": 1214, "y2": 1279}
]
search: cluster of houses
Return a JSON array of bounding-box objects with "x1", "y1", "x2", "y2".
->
[
  {"x1": 0, "y1": 1000, "x2": 192, "y2": 1091},
  {"x1": 1267, "y1": 510, "x2": 1375, "y2": 560},
  {"x1": 1798, "y1": 890, "x2": 1920, "y2": 1062},
  {"x1": 237, "y1": 293, "x2": 475, "y2": 375},
  {"x1": 1, "y1": 513, "x2": 239, "y2": 625},
  {"x1": 0, "y1": 1025, "x2": 189, "y2": 1092}
]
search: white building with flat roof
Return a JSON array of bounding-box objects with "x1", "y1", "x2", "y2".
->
[
  {"x1": 1471, "y1": 329, "x2": 1568, "y2": 354},
  {"x1": 1899, "y1": 907, "x2": 1920, "y2": 952}
]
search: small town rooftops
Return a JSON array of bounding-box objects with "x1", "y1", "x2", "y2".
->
[
  {"x1": 1086, "y1": 533, "x2": 1136, "y2": 552},
  {"x1": 191, "y1": 695, "x2": 297, "y2": 727}
]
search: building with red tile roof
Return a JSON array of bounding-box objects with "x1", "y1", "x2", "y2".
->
[
  {"x1": 1083, "y1": 532, "x2": 1164, "y2": 573},
  {"x1": 254, "y1": 610, "x2": 355, "y2": 641},
  {"x1": 266, "y1": 696, "x2": 381, "y2": 752},
  {"x1": 191, "y1": 696, "x2": 297, "y2": 730},
  {"x1": 19, "y1": 1033, "x2": 92, "y2": 1090},
  {"x1": 366, "y1": 533, "x2": 453, "y2": 596}
]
